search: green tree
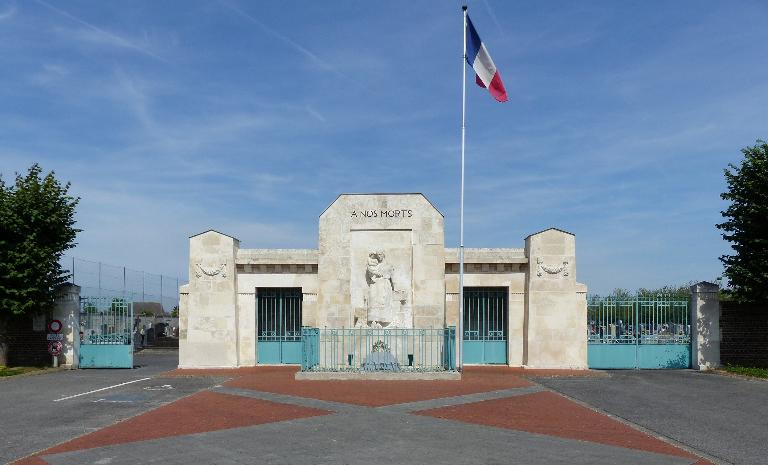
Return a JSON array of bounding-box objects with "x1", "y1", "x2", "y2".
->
[
  {"x1": 717, "y1": 140, "x2": 768, "y2": 302},
  {"x1": 0, "y1": 164, "x2": 80, "y2": 365},
  {"x1": 170, "y1": 305, "x2": 179, "y2": 318}
]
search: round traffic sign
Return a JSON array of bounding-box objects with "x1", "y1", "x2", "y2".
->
[
  {"x1": 48, "y1": 341, "x2": 63, "y2": 356},
  {"x1": 48, "y1": 319, "x2": 63, "y2": 333}
]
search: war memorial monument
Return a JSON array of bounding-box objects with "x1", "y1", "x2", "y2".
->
[{"x1": 178, "y1": 193, "x2": 588, "y2": 372}]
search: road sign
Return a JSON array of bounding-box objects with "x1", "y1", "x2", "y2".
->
[
  {"x1": 48, "y1": 320, "x2": 63, "y2": 333},
  {"x1": 47, "y1": 333, "x2": 64, "y2": 341},
  {"x1": 48, "y1": 341, "x2": 63, "y2": 356}
]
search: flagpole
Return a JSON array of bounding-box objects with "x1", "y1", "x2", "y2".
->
[{"x1": 458, "y1": 5, "x2": 467, "y2": 372}]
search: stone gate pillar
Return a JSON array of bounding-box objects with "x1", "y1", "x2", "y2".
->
[
  {"x1": 524, "y1": 228, "x2": 587, "y2": 369},
  {"x1": 179, "y1": 230, "x2": 239, "y2": 368},
  {"x1": 690, "y1": 281, "x2": 721, "y2": 370},
  {"x1": 52, "y1": 283, "x2": 81, "y2": 369}
]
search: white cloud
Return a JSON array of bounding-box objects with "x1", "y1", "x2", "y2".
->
[
  {"x1": 34, "y1": 0, "x2": 167, "y2": 62},
  {"x1": 29, "y1": 63, "x2": 70, "y2": 85},
  {"x1": 219, "y1": 1, "x2": 353, "y2": 82}
]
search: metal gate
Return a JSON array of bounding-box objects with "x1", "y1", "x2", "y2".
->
[
  {"x1": 587, "y1": 296, "x2": 691, "y2": 369},
  {"x1": 463, "y1": 287, "x2": 508, "y2": 364},
  {"x1": 79, "y1": 297, "x2": 134, "y2": 368},
  {"x1": 257, "y1": 287, "x2": 302, "y2": 364}
]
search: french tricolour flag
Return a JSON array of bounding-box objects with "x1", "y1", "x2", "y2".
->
[{"x1": 466, "y1": 15, "x2": 508, "y2": 103}]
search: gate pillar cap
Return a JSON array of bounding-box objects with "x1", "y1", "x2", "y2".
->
[
  {"x1": 691, "y1": 281, "x2": 719, "y2": 293},
  {"x1": 524, "y1": 227, "x2": 574, "y2": 239},
  {"x1": 189, "y1": 229, "x2": 240, "y2": 241}
]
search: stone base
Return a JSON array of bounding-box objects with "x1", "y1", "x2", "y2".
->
[{"x1": 295, "y1": 371, "x2": 461, "y2": 381}]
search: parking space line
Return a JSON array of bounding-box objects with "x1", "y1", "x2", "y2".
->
[{"x1": 53, "y1": 377, "x2": 152, "y2": 402}]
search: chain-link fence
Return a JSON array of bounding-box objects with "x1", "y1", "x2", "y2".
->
[{"x1": 59, "y1": 256, "x2": 185, "y2": 313}]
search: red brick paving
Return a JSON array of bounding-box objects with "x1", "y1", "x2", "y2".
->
[
  {"x1": 416, "y1": 391, "x2": 712, "y2": 464},
  {"x1": 217, "y1": 366, "x2": 534, "y2": 406},
  {"x1": 14, "y1": 367, "x2": 711, "y2": 465},
  {"x1": 11, "y1": 391, "x2": 329, "y2": 465}
]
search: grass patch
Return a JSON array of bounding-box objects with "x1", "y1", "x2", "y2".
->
[
  {"x1": 723, "y1": 364, "x2": 768, "y2": 379},
  {"x1": 0, "y1": 366, "x2": 46, "y2": 377}
]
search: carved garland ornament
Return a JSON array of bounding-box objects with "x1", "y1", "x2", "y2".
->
[
  {"x1": 536, "y1": 257, "x2": 569, "y2": 277},
  {"x1": 194, "y1": 262, "x2": 227, "y2": 279}
]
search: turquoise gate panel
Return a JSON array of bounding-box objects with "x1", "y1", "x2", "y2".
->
[
  {"x1": 257, "y1": 287, "x2": 302, "y2": 364},
  {"x1": 588, "y1": 344, "x2": 637, "y2": 369},
  {"x1": 280, "y1": 341, "x2": 302, "y2": 364},
  {"x1": 587, "y1": 296, "x2": 691, "y2": 369},
  {"x1": 463, "y1": 341, "x2": 485, "y2": 364},
  {"x1": 79, "y1": 344, "x2": 133, "y2": 368},
  {"x1": 463, "y1": 287, "x2": 508, "y2": 365},
  {"x1": 638, "y1": 344, "x2": 691, "y2": 369},
  {"x1": 301, "y1": 327, "x2": 320, "y2": 370},
  {"x1": 79, "y1": 297, "x2": 134, "y2": 369},
  {"x1": 257, "y1": 341, "x2": 282, "y2": 364}
]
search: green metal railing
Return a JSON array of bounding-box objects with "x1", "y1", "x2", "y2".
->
[
  {"x1": 587, "y1": 296, "x2": 690, "y2": 345},
  {"x1": 463, "y1": 287, "x2": 507, "y2": 341},
  {"x1": 80, "y1": 297, "x2": 134, "y2": 345},
  {"x1": 301, "y1": 327, "x2": 456, "y2": 372},
  {"x1": 257, "y1": 287, "x2": 302, "y2": 343}
]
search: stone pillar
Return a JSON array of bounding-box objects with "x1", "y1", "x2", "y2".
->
[
  {"x1": 179, "y1": 230, "x2": 239, "y2": 368},
  {"x1": 178, "y1": 283, "x2": 189, "y2": 366},
  {"x1": 52, "y1": 283, "x2": 81, "y2": 369},
  {"x1": 690, "y1": 281, "x2": 721, "y2": 370},
  {"x1": 524, "y1": 228, "x2": 587, "y2": 369}
]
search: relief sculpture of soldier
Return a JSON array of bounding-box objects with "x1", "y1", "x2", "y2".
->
[{"x1": 364, "y1": 250, "x2": 406, "y2": 327}]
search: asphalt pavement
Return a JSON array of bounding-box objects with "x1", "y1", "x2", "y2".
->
[
  {"x1": 536, "y1": 370, "x2": 768, "y2": 465},
  {"x1": 3, "y1": 357, "x2": 765, "y2": 465},
  {"x1": 0, "y1": 350, "x2": 217, "y2": 465}
]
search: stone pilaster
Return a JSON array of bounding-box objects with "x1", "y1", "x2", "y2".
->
[
  {"x1": 179, "y1": 230, "x2": 239, "y2": 368},
  {"x1": 524, "y1": 228, "x2": 587, "y2": 369},
  {"x1": 690, "y1": 281, "x2": 721, "y2": 370}
]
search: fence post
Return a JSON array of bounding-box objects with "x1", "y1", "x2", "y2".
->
[
  {"x1": 690, "y1": 282, "x2": 721, "y2": 370},
  {"x1": 634, "y1": 298, "x2": 639, "y2": 369}
]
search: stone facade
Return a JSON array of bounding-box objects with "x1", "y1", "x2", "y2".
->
[{"x1": 179, "y1": 193, "x2": 588, "y2": 369}]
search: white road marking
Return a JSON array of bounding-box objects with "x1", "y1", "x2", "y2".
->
[
  {"x1": 143, "y1": 384, "x2": 173, "y2": 391},
  {"x1": 53, "y1": 377, "x2": 152, "y2": 402}
]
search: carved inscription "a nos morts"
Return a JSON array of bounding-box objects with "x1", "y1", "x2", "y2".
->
[{"x1": 350, "y1": 209, "x2": 413, "y2": 219}]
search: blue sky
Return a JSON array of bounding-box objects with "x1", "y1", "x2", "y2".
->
[{"x1": 1, "y1": 1, "x2": 766, "y2": 294}]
